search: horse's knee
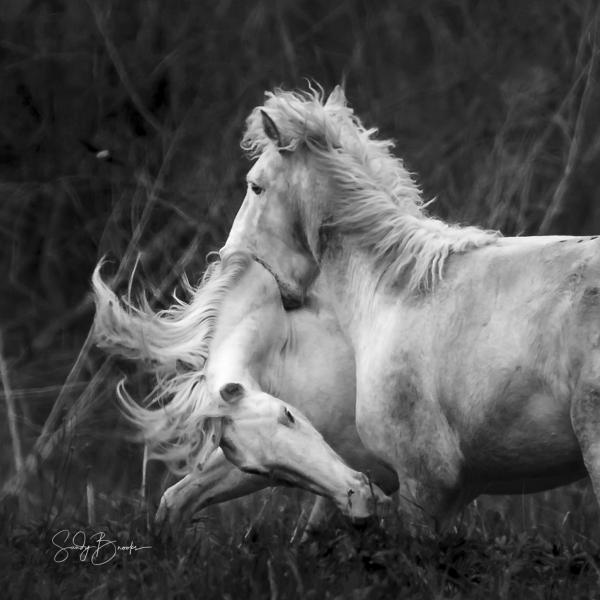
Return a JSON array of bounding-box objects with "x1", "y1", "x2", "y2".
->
[
  {"x1": 571, "y1": 385, "x2": 600, "y2": 451},
  {"x1": 571, "y1": 385, "x2": 600, "y2": 502},
  {"x1": 156, "y1": 476, "x2": 194, "y2": 528}
]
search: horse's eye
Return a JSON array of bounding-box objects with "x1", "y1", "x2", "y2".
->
[
  {"x1": 250, "y1": 183, "x2": 263, "y2": 195},
  {"x1": 279, "y1": 407, "x2": 295, "y2": 427}
]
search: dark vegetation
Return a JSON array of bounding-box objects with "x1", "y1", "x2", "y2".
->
[{"x1": 1, "y1": 0, "x2": 600, "y2": 597}]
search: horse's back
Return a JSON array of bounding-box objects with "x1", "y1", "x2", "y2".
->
[{"x1": 427, "y1": 235, "x2": 600, "y2": 381}]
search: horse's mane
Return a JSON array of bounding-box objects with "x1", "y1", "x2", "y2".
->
[
  {"x1": 92, "y1": 252, "x2": 253, "y2": 473},
  {"x1": 242, "y1": 85, "x2": 499, "y2": 292}
]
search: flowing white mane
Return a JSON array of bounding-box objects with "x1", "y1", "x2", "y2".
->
[
  {"x1": 243, "y1": 86, "x2": 500, "y2": 292},
  {"x1": 93, "y1": 252, "x2": 253, "y2": 473}
]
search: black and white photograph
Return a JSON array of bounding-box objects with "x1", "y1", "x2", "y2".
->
[{"x1": 1, "y1": 1, "x2": 600, "y2": 597}]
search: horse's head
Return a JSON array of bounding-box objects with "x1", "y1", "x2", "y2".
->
[
  {"x1": 215, "y1": 382, "x2": 390, "y2": 520},
  {"x1": 220, "y1": 87, "x2": 351, "y2": 308},
  {"x1": 220, "y1": 142, "x2": 319, "y2": 309}
]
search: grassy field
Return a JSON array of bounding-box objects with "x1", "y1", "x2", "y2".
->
[
  {"x1": 2, "y1": 0, "x2": 600, "y2": 597},
  {"x1": 2, "y1": 489, "x2": 600, "y2": 598}
]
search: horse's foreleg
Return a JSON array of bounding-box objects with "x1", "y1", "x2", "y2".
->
[
  {"x1": 156, "y1": 448, "x2": 270, "y2": 529},
  {"x1": 355, "y1": 384, "x2": 465, "y2": 532},
  {"x1": 571, "y1": 383, "x2": 600, "y2": 504}
]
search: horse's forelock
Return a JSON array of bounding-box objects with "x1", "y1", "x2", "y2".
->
[{"x1": 242, "y1": 87, "x2": 355, "y2": 157}]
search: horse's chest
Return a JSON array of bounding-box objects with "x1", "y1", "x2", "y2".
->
[{"x1": 355, "y1": 355, "x2": 437, "y2": 454}]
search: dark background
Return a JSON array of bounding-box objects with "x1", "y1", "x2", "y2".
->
[
  {"x1": 2, "y1": 0, "x2": 599, "y2": 364},
  {"x1": 1, "y1": 1, "x2": 600, "y2": 596}
]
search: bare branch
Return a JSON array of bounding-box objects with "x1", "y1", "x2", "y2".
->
[
  {"x1": 538, "y1": 6, "x2": 599, "y2": 234},
  {"x1": 88, "y1": 0, "x2": 163, "y2": 136}
]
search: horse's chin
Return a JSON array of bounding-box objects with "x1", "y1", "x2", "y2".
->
[
  {"x1": 270, "y1": 271, "x2": 306, "y2": 309},
  {"x1": 280, "y1": 284, "x2": 305, "y2": 310}
]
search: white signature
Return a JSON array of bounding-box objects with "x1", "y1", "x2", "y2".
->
[{"x1": 51, "y1": 529, "x2": 152, "y2": 566}]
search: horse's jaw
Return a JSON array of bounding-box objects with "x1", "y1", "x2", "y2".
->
[{"x1": 250, "y1": 255, "x2": 310, "y2": 309}]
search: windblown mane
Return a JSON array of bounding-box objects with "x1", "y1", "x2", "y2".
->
[
  {"x1": 92, "y1": 252, "x2": 253, "y2": 473},
  {"x1": 243, "y1": 86, "x2": 500, "y2": 292}
]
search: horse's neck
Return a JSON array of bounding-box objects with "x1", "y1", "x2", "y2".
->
[
  {"x1": 319, "y1": 245, "x2": 393, "y2": 346},
  {"x1": 264, "y1": 294, "x2": 355, "y2": 406},
  {"x1": 302, "y1": 274, "x2": 333, "y2": 311},
  {"x1": 206, "y1": 262, "x2": 286, "y2": 391}
]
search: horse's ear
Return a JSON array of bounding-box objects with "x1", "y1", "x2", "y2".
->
[
  {"x1": 261, "y1": 110, "x2": 282, "y2": 147},
  {"x1": 219, "y1": 382, "x2": 245, "y2": 403},
  {"x1": 326, "y1": 85, "x2": 346, "y2": 107}
]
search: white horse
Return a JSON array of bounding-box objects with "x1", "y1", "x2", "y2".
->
[
  {"x1": 92, "y1": 252, "x2": 395, "y2": 527},
  {"x1": 220, "y1": 85, "x2": 600, "y2": 531}
]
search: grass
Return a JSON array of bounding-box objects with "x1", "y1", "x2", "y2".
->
[
  {"x1": 2, "y1": 0, "x2": 600, "y2": 597},
  {"x1": 2, "y1": 492, "x2": 600, "y2": 599}
]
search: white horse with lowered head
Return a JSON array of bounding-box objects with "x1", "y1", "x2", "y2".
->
[
  {"x1": 221, "y1": 84, "x2": 600, "y2": 531},
  {"x1": 92, "y1": 252, "x2": 395, "y2": 528}
]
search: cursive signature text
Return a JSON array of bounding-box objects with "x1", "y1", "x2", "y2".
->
[{"x1": 51, "y1": 529, "x2": 152, "y2": 566}]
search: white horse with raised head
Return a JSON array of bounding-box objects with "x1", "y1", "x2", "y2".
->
[
  {"x1": 93, "y1": 252, "x2": 395, "y2": 528},
  {"x1": 221, "y1": 85, "x2": 600, "y2": 530}
]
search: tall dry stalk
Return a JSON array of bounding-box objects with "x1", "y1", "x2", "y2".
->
[
  {"x1": 0, "y1": 330, "x2": 23, "y2": 475},
  {"x1": 538, "y1": 3, "x2": 600, "y2": 234},
  {"x1": 0, "y1": 337, "x2": 112, "y2": 500}
]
